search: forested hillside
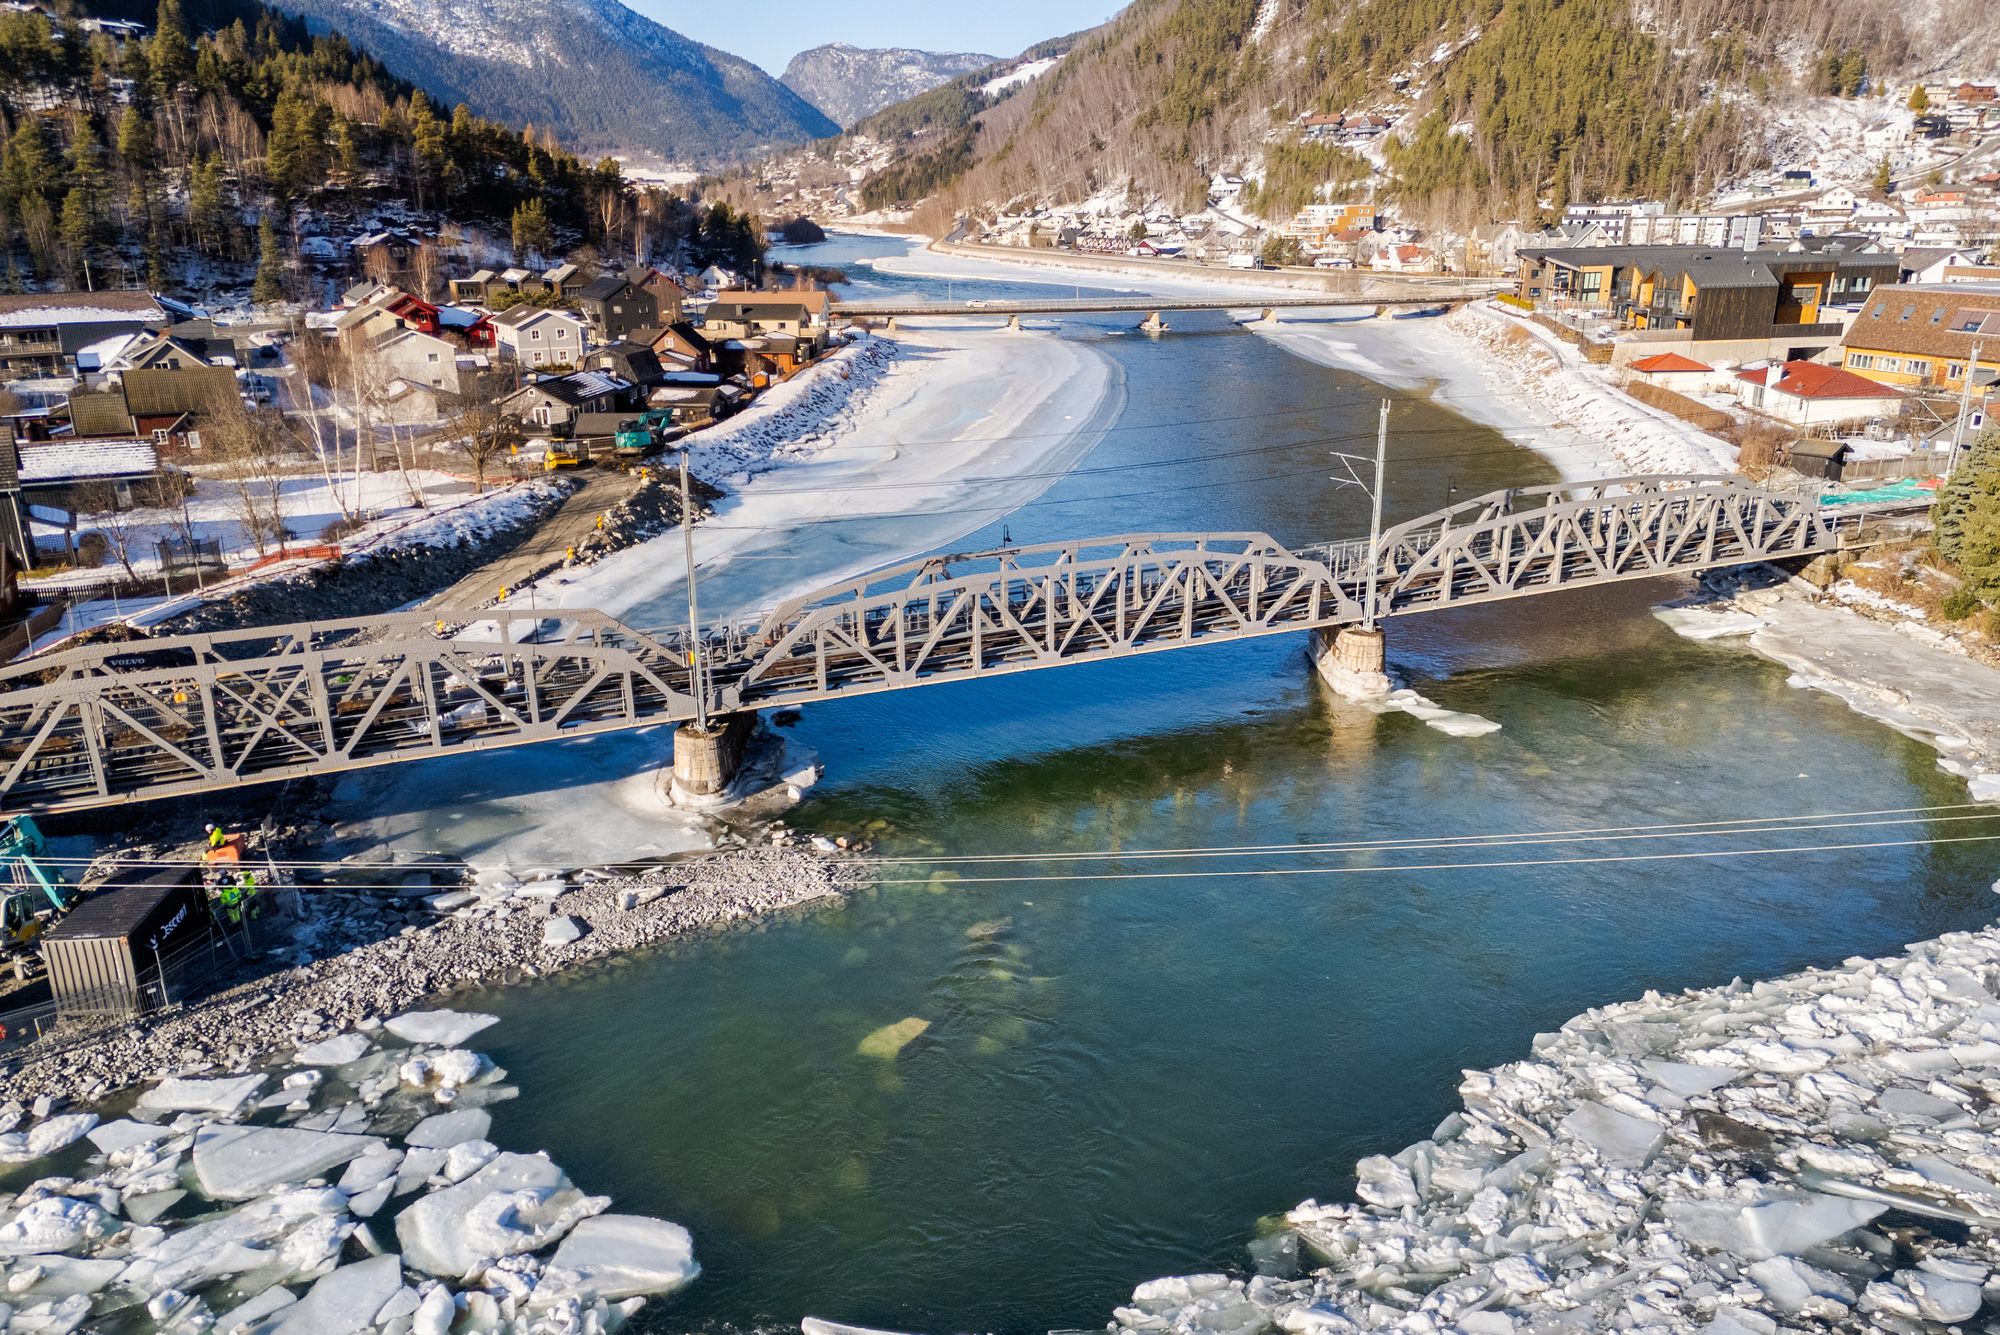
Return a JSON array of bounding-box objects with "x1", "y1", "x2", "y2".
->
[
  {"x1": 0, "y1": 0, "x2": 762, "y2": 298},
  {"x1": 818, "y1": 0, "x2": 1987, "y2": 231}
]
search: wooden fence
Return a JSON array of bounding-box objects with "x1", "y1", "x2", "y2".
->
[{"x1": 1837, "y1": 453, "x2": 1946, "y2": 483}]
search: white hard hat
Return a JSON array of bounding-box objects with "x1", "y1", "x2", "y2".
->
[{"x1": 205, "y1": 824, "x2": 217, "y2": 832}]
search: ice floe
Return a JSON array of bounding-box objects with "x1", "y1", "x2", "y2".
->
[
  {"x1": 0, "y1": 1018, "x2": 693, "y2": 1335},
  {"x1": 1117, "y1": 921, "x2": 2000, "y2": 1333},
  {"x1": 381, "y1": 1010, "x2": 499, "y2": 1048}
]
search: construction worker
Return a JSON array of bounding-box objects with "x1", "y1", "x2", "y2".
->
[
  {"x1": 205, "y1": 823, "x2": 226, "y2": 851},
  {"x1": 216, "y1": 878, "x2": 244, "y2": 926},
  {"x1": 237, "y1": 870, "x2": 262, "y2": 920}
]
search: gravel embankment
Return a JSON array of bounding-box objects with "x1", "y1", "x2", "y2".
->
[
  {"x1": 1, "y1": 849, "x2": 861, "y2": 1105},
  {"x1": 161, "y1": 481, "x2": 579, "y2": 634}
]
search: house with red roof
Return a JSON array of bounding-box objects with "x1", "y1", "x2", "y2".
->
[
  {"x1": 1735, "y1": 360, "x2": 1907, "y2": 427},
  {"x1": 1626, "y1": 352, "x2": 1721, "y2": 391}
]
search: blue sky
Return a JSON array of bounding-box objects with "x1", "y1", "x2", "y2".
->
[{"x1": 632, "y1": 1, "x2": 1125, "y2": 75}]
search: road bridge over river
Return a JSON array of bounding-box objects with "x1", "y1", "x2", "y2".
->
[
  {"x1": 0, "y1": 476, "x2": 1916, "y2": 815},
  {"x1": 835, "y1": 285, "x2": 1502, "y2": 328}
]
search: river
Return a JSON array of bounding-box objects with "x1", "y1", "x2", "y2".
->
[{"x1": 384, "y1": 237, "x2": 2000, "y2": 1333}]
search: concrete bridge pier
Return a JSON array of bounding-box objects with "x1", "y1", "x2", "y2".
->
[
  {"x1": 1260, "y1": 308, "x2": 1278, "y2": 324},
  {"x1": 1007, "y1": 313, "x2": 1023, "y2": 331},
  {"x1": 1140, "y1": 311, "x2": 1170, "y2": 334},
  {"x1": 668, "y1": 714, "x2": 755, "y2": 805},
  {"x1": 1310, "y1": 625, "x2": 1393, "y2": 700}
]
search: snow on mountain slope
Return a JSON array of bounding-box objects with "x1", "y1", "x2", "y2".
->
[
  {"x1": 278, "y1": 0, "x2": 838, "y2": 166},
  {"x1": 779, "y1": 43, "x2": 1001, "y2": 129}
]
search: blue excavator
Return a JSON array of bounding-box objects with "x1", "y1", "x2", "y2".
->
[{"x1": 0, "y1": 818, "x2": 76, "y2": 977}]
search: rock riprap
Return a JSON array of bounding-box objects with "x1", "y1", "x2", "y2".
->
[
  {"x1": 0, "y1": 849, "x2": 857, "y2": 1107},
  {"x1": 0, "y1": 1010, "x2": 696, "y2": 1334},
  {"x1": 1115, "y1": 925, "x2": 2000, "y2": 1334}
]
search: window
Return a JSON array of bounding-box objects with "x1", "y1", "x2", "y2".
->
[
  {"x1": 1948, "y1": 363, "x2": 1967, "y2": 380},
  {"x1": 1848, "y1": 353, "x2": 1875, "y2": 370},
  {"x1": 532, "y1": 329, "x2": 542, "y2": 341},
  {"x1": 1931, "y1": 307, "x2": 1946, "y2": 324},
  {"x1": 427, "y1": 352, "x2": 439, "y2": 363},
  {"x1": 1900, "y1": 305, "x2": 1916, "y2": 320},
  {"x1": 1905, "y1": 357, "x2": 1929, "y2": 374}
]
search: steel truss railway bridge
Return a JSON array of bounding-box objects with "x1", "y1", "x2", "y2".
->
[{"x1": 0, "y1": 476, "x2": 1910, "y2": 815}]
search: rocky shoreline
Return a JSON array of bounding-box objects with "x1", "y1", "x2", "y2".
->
[{"x1": 2, "y1": 848, "x2": 864, "y2": 1107}]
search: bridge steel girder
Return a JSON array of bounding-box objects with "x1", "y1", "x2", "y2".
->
[
  {"x1": 1357, "y1": 476, "x2": 1837, "y2": 615},
  {"x1": 0, "y1": 610, "x2": 702, "y2": 814},
  {"x1": 0, "y1": 477, "x2": 1875, "y2": 816},
  {"x1": 721, "y1": 534, "x2": 1366, "y2": 712}
]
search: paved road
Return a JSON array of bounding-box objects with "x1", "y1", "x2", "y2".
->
[{"x1": 422, "y1": 469, "x2": 640, "y2": 612}]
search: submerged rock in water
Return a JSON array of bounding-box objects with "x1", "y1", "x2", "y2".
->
[{"x1": 857, "y1": 1017, "x2": 930, "y2": 1059}]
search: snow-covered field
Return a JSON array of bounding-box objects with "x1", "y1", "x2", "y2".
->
[
  {"x1": 25, "y1": 475, "x2": 565, "y2": 653},
  {"x1": 34, "y1": 470, "x2": 492, "y2": 589}
]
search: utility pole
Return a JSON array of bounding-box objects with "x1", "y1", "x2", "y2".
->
[
  {"x1": 1364, "y1": 399, "x2": 1388, "y2": 631},
  {"x1": 679, "y1": 450, "x2": 708, "y2": 730},
  {"x1": 1948, "y1": 341, "x2": 1984, "y2": 476}
]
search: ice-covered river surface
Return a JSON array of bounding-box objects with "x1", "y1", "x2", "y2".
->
[{"x1": 396, "y1": 238, "x2": 1999, "y2": 1333}]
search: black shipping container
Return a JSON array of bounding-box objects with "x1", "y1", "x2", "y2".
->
[{"x1": 41, "y1": 866, "x2": 210, "y2": 1015}]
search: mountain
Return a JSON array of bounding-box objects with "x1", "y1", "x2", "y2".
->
[
  {"x1": 272, "y1": 0, "x2": 839, "y2": 165},
  {"x1": 780, "y1": 44, "x2": 1002, "y2": 128},
  {"x1": 741, "y1": 0, "x2": 1991, "y2": 231}
]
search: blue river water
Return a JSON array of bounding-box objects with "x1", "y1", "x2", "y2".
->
[{"x1": 451, "y1": 237, "x2": 1999, "y2": 1335}]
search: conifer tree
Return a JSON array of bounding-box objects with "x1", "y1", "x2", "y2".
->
[
  {"x1": 1935, "y1": 429, "x2": 2000, "y2": 569},
  {"x1": 1908, "y1": 84, "x2": 1929, "y2": 112},
  {"x1": 147, "y1": 0, "x2": 193, "y2": 101},
  {"x1": 250, "y1": 214, "x2": 283, "y2": 303},
  {"x1": 188, "y1": 152, "x2": 227, "y2": 254},
  {"x1": 58, "y1": 115, "x2": 106, "y2": 283},
  {"x1": 510, "y1": 197, "x2": 551, "y2": 261}
]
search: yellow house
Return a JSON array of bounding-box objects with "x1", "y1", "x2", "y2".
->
[{"x1": 1841, "y1": 283, "x2": 2000, "y2": 391}]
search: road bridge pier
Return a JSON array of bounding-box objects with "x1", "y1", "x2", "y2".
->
[
  {"x1": 1140, "y1": 311, "x2": 1169, "y2": 334},
  {"x1": 1311, "y1": 626, "x2": 1391, "y2": 699}
]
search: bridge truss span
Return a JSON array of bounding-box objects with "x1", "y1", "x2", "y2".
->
[
  {"x1": 0, "y1": 476, "x2": 1900, "y2": 814},
  {"x1": 1354, "y1": 475, "x2": 1839, "y2": 612},
  {"x1": 725, "y1": 534, "x2": 1364, "y2": 709}
]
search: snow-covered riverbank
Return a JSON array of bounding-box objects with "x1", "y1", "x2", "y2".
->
[
  {"x1": 1661, "y1": 581, "x2": 2000, "y2": 803},
  {"x1": 515, "y1": 323, "x2": 1121, "y2": 626},
  {"x1": 1257, "y1": 304, "x2": 1736, "y2": 482},
  {"x1": 325, "y1": 322, "x2": 1122, "y2": 876},
  {"x1": 1116, "y1": 916, "x2": 2000, "y2": 1335},
  {"x1": 865, "y1": 240, "x2": 1734, "y2": 484}
]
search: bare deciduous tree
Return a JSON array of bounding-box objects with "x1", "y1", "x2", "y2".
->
[
  {"x1": 443, "y1": 370, "x2": 524, "y2": 495},
  {"x1": 209, "y1": 403, "x2": 293, "y2": 559}
]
